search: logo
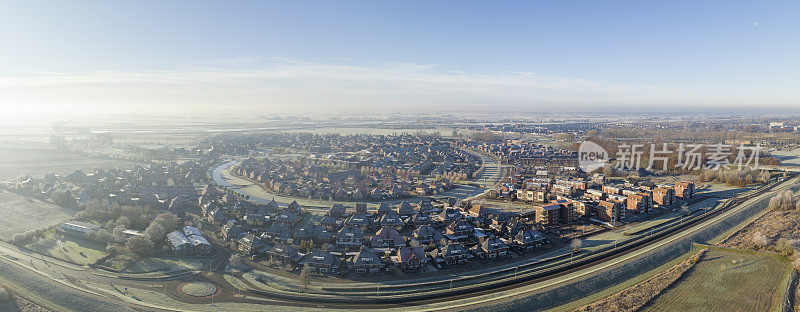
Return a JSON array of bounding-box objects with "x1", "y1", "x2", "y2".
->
[{"x1": 578, "y1": 141, "x2": 609, "y2": 172}]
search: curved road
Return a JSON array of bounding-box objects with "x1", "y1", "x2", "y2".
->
[{"x1": 210, "y1": 150, "x2": 504, "y2": 209}]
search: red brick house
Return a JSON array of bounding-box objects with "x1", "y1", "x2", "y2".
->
[{"x1": 396, "y1": 247, "x2": 427, "y2": 272}]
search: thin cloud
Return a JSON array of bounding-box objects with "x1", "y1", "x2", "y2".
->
[{"x1": 0, "y1": 59, "x2": 708, "y2": 114}]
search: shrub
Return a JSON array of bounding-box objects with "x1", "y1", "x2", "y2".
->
[
  {"x1": 105, "y1": 255, "x2": 134, "y2": 269},
  {"x1": 88, "y1": 229, "x2": 112, "y2": 243},
  {"x1": 776, "y1": 238, "x2": 795, "y2": 256},
  {"x1": 229, "y1": 254, "x2": 242, "y2": 266},
  {"x1": 751, "y1": 232, "x2": 770, "y2": 248},
  {"x1": 10, "y1": 233, "x2": 26, "y2": 245},
  {"x1": 112, "y1": 225, "x2": 127, "y2": 243},
  {"x1": 769, "y1": 191, "x2": 796, "y2": 211}
]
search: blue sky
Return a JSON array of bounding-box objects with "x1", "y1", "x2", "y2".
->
[{"x1": 0, "y1": 1, "x2": 797, "y2": 115}]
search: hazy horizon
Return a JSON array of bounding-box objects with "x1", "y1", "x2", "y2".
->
[{"x1": 2, "y1": 1, "x2": 799, "y2": 116}]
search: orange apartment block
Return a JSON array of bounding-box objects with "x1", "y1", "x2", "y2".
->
[
  {"x1": 597, "y1": 200, "x2": 624, "y2": 223},
  {"x1": 602, "y1": 185, "x2": 622, "y2": 195},
  {"x1": 652, "y1": 187, "x2": 675, "y2": 206},
  {"x1": 585, "y1": 189, "x2": 605, "y2": 201},
  {"x1": 674, "y1": 181, "x2": 694, "y2": 199},
  {"x1": 627, "y1": 193, "x2": 653, "y2": 213}
]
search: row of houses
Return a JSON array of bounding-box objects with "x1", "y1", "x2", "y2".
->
[{"x1": 217, "y1": 198, "x2": 549, "y2": 276}]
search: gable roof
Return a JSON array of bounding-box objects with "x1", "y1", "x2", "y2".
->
[
  {"x1": 336, "y1": 225, "x2": 364, "y2": 240},
  {"x1": 397, "y1": 246, "x2": 426, "y2": 263},
  {"x1": 352, "y1": 247, "x2": 382, "y2": 266},
  {"x1": 372, "y1": 227, "x2": 405, "y2": 245},
  {"x1": 166, "y1": 231, "x2": 191, "y2": 248}
]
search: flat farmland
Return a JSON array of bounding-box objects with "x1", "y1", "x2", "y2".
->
[
  {"x1": 0, "y1": 190, "x2": 75, "y2": 239},
  {"x1": 0, "y1": 149, "x2": 137, "y2": 180},
  {"x1": 641, "y1": 248, "x2": 790, "y2": 312}
]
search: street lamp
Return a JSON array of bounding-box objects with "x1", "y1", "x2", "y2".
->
[{"x1": 450, "y1": 278, "x2": 453, "y2": 291}]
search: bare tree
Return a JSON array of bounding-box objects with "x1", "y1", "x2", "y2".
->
[
  {"x1": 126, "y1": 235, "x2": 153, "y2": 258},
  {"x1": 300, "y1": 265, "x2": 310, "y2": 288},
  {"x1": 776, "y1": 238, "x2": 795, "y2": 256}
]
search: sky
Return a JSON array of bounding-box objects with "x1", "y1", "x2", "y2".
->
[{"x1": 0, "y1": 1, "x2": 798, "y2": 116}]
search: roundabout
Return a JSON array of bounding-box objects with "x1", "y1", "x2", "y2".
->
[{"x1": 180, "y1": 282, "x2": 218, "y2": 298}]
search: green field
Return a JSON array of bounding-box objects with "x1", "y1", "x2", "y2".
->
[
  {"x1": 641, "y1": 248, "x2": 791, "y2": 312},
  {"x1": 25, "y1": 231, "x2": 108, "y2": 265},
  {"x1": 0, "y1": 190, "x2": 76, "y2": 240}
]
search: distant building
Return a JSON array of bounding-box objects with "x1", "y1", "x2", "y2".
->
[
  {"x1": 58, "y1": 221, "x2": 100, "y2": 238},
  {"x1": 552, "y1": 199, "x2": 576, "y2": 224},
  {"x1": 479, "y1": 237, "x2": 510, "y2": 259},
  {"x1": 431, "y1": 242, "x2": 471, "y2": 265},
  {"x1": 335, "y1": 225, "x2": 364, "y2": 249},
  {"x1": 371, "y1": 227, "x2": 406, "y2": 248},
  {"x1": 602, "y1": 185, "x2": 622, "y2": 195},
  {"x1": 182, "y1": 226, "x2": 211, "y2": 256},
  {"x1": 519, "y1": 189, "x2": 548, "y2": 202},
  {"x1": 585, "y1": 189, "x2": 605, "y2": 201}
]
